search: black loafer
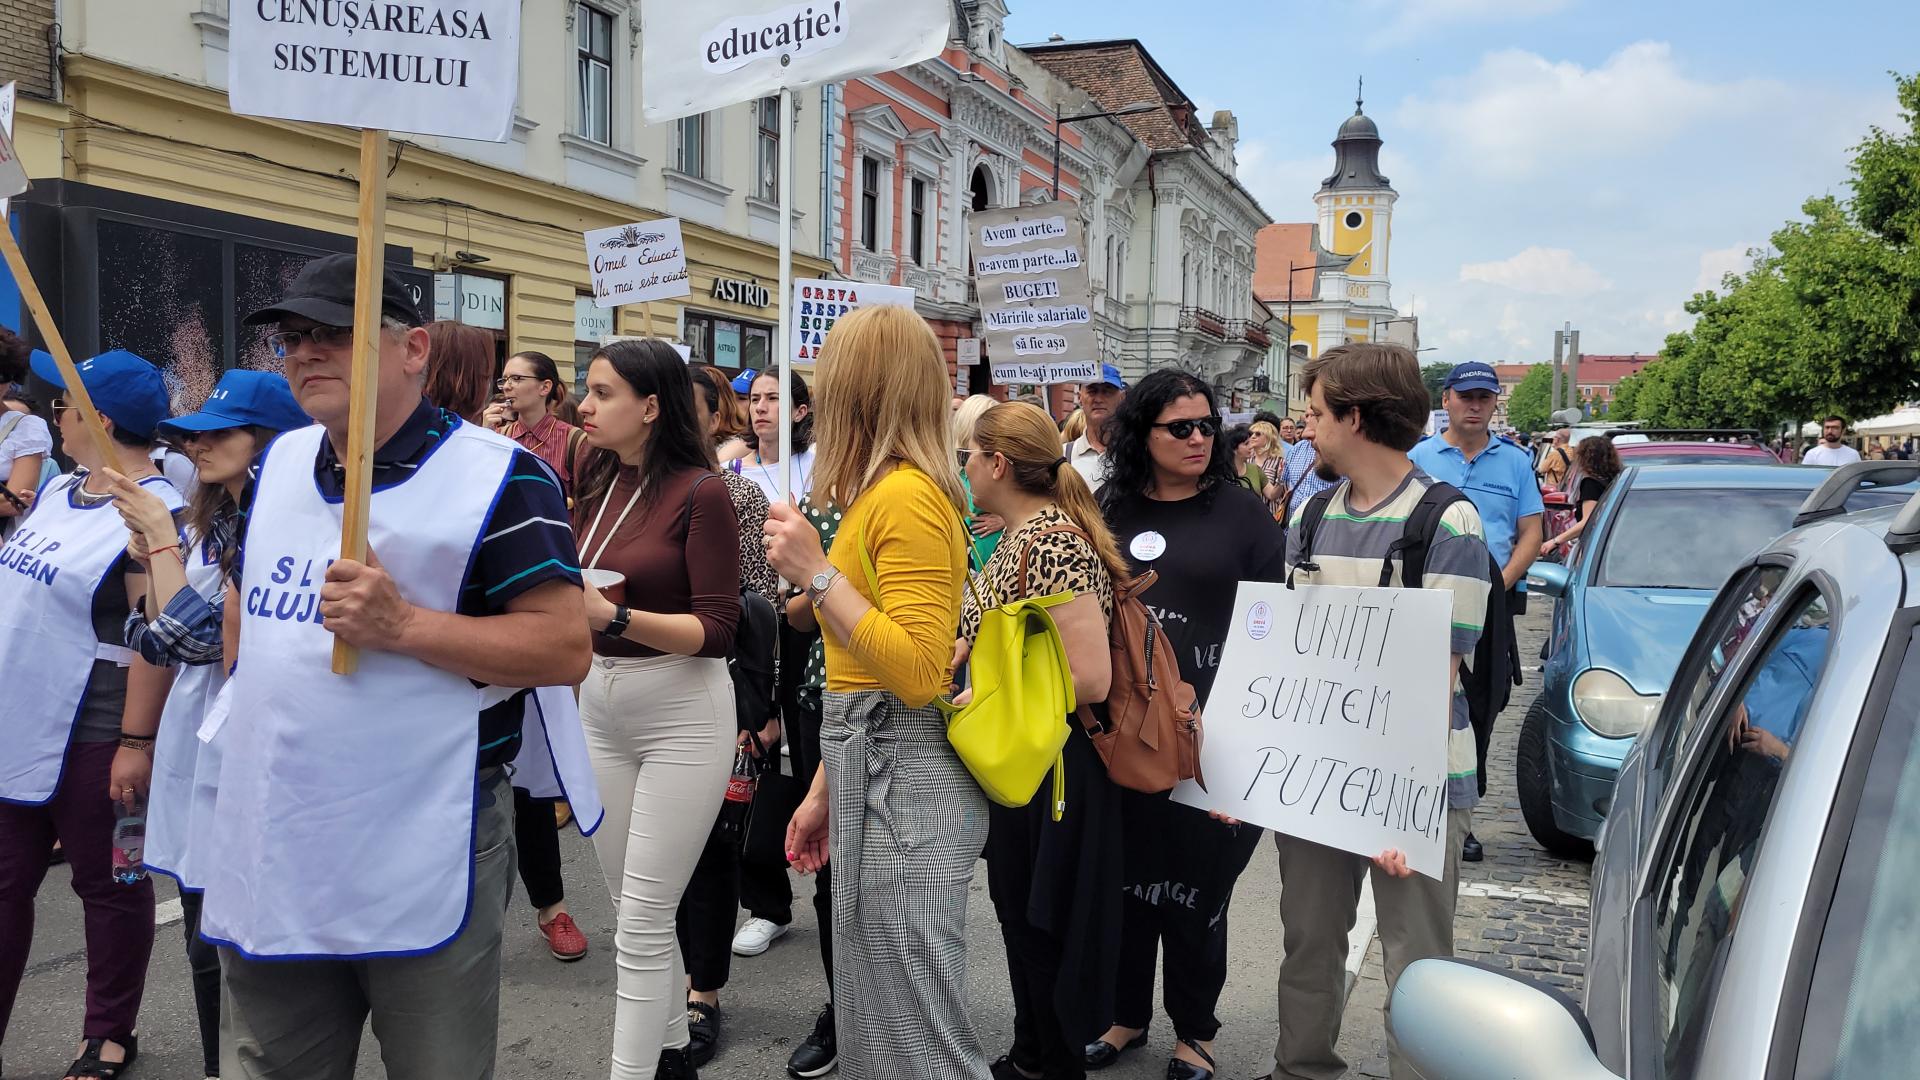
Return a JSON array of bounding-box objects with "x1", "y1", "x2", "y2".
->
[
  {"x1": 686, "y1": 1000, "x2": 720, "y2": 1067},
  {"x1": 991, "y1": 1055, "x2": 1042, "y2": 1080},
  {"x1": 1085, "y1": 1029, "x2": 1149, "y2": 1070},
  {"x1": 1462, "y1": 832, "x2": 1485, "y2": 863},
  {"x1": 1166, "y1": 1039, "x2": 1215, "y2": 1080}
]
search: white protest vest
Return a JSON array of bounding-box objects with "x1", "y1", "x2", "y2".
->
[
  {"x1": 509, "y1": 686, "x2": 605, "y2": 836},
  {"x1": 200, "y1": 421, "x2": 514, "y2": 958},
  {"x1": 0, "y1": 473, "x2": 183, "y2": 805},
  {"x1": 144, "y1": 530, "x2": 229, "y2": 891}
]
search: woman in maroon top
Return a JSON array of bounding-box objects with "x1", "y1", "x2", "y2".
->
[
  {"x1": 573, "y1": 339, "x2": 741, "y2": 1080},
  {"x1": 489, "y1": 350, "x2": 587, "y2": 497}
]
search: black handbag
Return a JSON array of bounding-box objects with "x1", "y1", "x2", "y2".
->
[{"x1": 743, "y1": 749, "x2": 808, "y2": 867}]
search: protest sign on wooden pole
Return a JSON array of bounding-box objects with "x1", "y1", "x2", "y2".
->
[
  {"x1": 330, "y1": 128, "x2": 391, "y2": 675},
  {"x1": 0, "y1": 125, "x2": 116, "y2": 466},
  {"x1": 775, "y1": 86, "x2": 795, "y2": 501}
]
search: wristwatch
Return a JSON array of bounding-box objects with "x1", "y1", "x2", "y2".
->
[
  {"x1": 807, "y1": 568, "x2": 843, "y2": 606},
  {"x1": 603, "y1": 604, "x2": 632, "y2": 639}
]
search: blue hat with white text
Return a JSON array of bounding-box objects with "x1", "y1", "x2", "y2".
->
[
  {"x1": 1086, "y1": 363, "x2": 1127, "y2": 390},
  {"x1": 30, "y1": 348, "x2": 172, "y2": 440},
  {"x1": 731, "y1": 368, "x2": 759, "y2": 394},
  {"x1": 1443, "y1": 361, "x2": 1501, "y2": 395},
  {"x1": 161, "y1": 369, "x2": 311, "y2": 436}
]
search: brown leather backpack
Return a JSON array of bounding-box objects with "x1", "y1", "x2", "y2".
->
[{"x1": 1076, "y1": 569, "x2": 1206, "y2": 794}]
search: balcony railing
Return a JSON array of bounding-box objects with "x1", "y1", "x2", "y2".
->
[{"x1": 1178, "y1": 306, "x2": 1227, "y2": 338}]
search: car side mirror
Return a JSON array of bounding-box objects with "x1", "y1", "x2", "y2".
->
[
  {"x1": 1529, "y1": 562, "x2": 1572, "y2": 597},
  {"x1": 1391, "y1": 959, "x2": 1622, "y2": 1080}
]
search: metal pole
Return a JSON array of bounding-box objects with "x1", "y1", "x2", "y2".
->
[
  {"x1": 1551, "y1": 329, "x2": 1563, "y2": 413},
  {"x1": 776, "y1": 86, "x2": 795, "y2": 502},
  {"x1": 1285, "y1": 261, "x2": 1295, "y2": 416},
  {"x1": 1052, "y1": 101, "x2": 1062, "y2": 200},
  {"x1": 1566, "y1": 328, "x2": 1581, "y2": 419}
]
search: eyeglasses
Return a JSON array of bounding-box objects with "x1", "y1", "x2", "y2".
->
[
  {"x1": 1152, "y1": 417, "x2": 1220, "y2": 440},
  {"x1": 955, "y1": 448, "x2": 982, "y2": 467},
  {"x1": 51, "y1": 396, "x2": 75, "y2": 413},
  {"x1": 496, "y1": 374, "x2": 539, "y2": 389},
  {"x1": 266, "y1": 325, "x2": 354, "y2": 358}
]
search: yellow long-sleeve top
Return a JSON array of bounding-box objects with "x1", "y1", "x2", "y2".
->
[{"x1": 822, "y1": 465, "x2": 967, "y2": 708}]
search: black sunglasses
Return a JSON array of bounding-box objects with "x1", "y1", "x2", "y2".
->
[{"x1": 1152, "y1": 417, "x2": 1220, "y2": 440}]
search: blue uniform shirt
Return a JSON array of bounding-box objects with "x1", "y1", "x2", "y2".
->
[{"x1": 1409, "y1": 432, "x2": 1544, "y2": 583}]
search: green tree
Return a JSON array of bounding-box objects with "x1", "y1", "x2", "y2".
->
[
  {"x1": 1421, "y1": 362, "x2": 1453, "y2": 408},
  {"x1": 1505, "y1": 364, "x2": 1552, "y2": 432}
]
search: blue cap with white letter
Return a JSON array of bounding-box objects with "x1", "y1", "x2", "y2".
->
[
  {"x1": 161, "y1": 369, "x2": 311, "y2": 436},
  {"x1": 30, "y1": 348, "x2": 173, "y2": 440}
]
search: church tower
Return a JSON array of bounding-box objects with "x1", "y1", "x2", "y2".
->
[{"x1": 1312, "y1": 82, "x2": 1396, "y2": 325}]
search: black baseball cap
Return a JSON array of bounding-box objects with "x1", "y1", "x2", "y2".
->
[{"x1": 243, "y1": 253, "x2": 425, "y2": 328}]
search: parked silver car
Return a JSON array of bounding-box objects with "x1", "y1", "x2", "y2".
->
[{"x1": 1389, "y1": 461, "x2": 1920, "y2": 1078}]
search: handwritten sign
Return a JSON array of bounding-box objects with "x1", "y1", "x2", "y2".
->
[
  {"x1": 227, "y1": 0, "x2": 522, "y2": 142},
  {"x1": 790, "y1": 278, "x2": 914, "y2": 366},
  {"x1": 971, "y1": 202, "x2": 1098, "y2": 386},
  {"x1": 583, "y1": 219, "x2": 691, "y2": 308},
  {"x1": 640, "y1": 0, "x2": 950, "y2": 124},
  {"x1": 1171, "y1": 581, "x2": 1455, "y2": 879},
  {"x1": 0, "y1": 118, "x2": 24, "y2": 205}
]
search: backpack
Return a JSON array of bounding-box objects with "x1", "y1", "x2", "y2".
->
[
  {"x1": 684, "y1": 474, "x2": 779, "y2": 733},
  {"x1": 1075, "y1": 560, "x2": 1207, "y2": 797},
  {"x1": 1290, "y1": 480, "x2": 1515, "y2": 769}
]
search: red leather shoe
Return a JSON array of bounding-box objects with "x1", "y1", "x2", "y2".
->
[{"x1": 540, "y1": 912, "x2": 589, "y2": 961}]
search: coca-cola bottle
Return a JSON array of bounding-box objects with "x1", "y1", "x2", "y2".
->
[{"x1": 715, "y1": 745, "x2": 758, "y2": 843}]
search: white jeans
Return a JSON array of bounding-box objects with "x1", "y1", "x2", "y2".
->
[{"x1": 581, "y1": 653, "x2": 735, "y2": 1080}]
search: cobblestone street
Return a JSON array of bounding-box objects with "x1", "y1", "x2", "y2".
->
[{"x1": 1336, "y1": 605, "x2": 1590, "y2": 1077}]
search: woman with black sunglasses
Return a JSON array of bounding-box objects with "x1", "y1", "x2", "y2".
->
[{"x1": 1083, "y1": 370, "x2": 1287, "y2": 1080}]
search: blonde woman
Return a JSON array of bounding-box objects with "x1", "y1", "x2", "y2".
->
[
  {"x1": 952, "y1": 393, "x2": 1006, "y2": 566},
  {"x1": 763, "y1": 305, "x2": 983, "y2": 1080},
  {"x1": 1060, "y1": 408, "x2": 1087, "y2": 446},
  {"x1": 1248, "y1": 419, "x2": 1289, "y2": 517}
]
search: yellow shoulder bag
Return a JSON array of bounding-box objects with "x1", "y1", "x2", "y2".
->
[{"x1": 855, "y1": 522, "x2": 1077, "y2": 820}]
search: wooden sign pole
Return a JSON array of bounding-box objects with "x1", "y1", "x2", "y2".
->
[
  {"x1": 331, "y1": 127, "x2": 391, "y2": 675},
  {"x1": 0, "y1": 229, "x2": 118, "y2": 467},
  {"x1": 642, "y1": 301, "x2": 656, "y2": 338}
]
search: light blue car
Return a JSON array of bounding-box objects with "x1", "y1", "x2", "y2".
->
[{"x1": 1519, "y1": 463, "x2": 1915, "y2": 856}]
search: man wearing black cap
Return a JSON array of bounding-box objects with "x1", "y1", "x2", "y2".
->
[
  {"x1": 1410, "y1": 361, "x2": 1541, "y2": 862},
  {"x1": 198, "y1": 254, "x2": 592, "y2": 1080}
]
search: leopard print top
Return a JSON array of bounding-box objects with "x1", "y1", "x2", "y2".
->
[{"x1": 960, "y1": 505, "x2": 1115, "y2": 642}]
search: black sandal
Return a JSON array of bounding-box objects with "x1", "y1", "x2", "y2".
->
[
  {"x1": 1165, "y1": 1038, "x2": 1215, "y2": 1080},
  {"x1": 64, "y1": 1035, "x2": 138, "y2": 1079}
]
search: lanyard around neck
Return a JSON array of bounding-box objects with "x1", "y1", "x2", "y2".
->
[{"x1": 581, "y1": 475, "x2": 645, "y2": 570}]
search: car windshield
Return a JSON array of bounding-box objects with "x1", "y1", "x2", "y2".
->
[
  {"x1": 1599, "y1": 486, "x2": 1914, "y2": 590},
  {"x1": 1598, "y1": 488, "x2": 1814, "y2": 590}
]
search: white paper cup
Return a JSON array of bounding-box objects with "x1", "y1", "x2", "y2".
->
[{"x1": 582, "y1": 568, "x2": 626, "y2": 591}]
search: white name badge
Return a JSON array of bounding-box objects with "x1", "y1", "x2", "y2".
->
[{"x1": 1130, "y1": 530, "x2": 1167, "y2": 562}]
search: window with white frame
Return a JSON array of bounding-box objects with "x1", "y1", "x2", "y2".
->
[
  {"x1": 860, "y1": 157, "x2": 882, "y2": 251},
  {"x1": 676, "y1": 113, "x2": 709, "y2": 177},
  {"x1": 576, "y1": 5, "x2": 613, "y2": 146},
  {"x1": 909, "y1": 177, "x2": 928, "y2": 266},
  {"x1": 756, "y1": 97, "x2": 780, "y2": 200}
]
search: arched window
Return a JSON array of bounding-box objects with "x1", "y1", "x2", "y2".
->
[{"x1": 970, "y1": 165, "x2": 993, "y2": 212}]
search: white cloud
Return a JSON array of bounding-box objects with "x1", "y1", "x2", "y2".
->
[
  {"x1": 1395, "y1": 42, "x2": 1781, "y2": 178},
  {"x1": 1459, "y1": 247, "x2": 1611, "y2": 296},
  {"x1": 1694, "y1": 244, "x2": 1757, "y2": 293},
  {"x1": 1370, "y1": 0, "x2": 1568, "y2": 45}
]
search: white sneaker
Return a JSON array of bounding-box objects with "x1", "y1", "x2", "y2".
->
[{"x1": 731, "y1": 917, "x2": 790, "y2": 956}]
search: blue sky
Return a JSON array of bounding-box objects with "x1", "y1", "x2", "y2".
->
[{"x1": 1004, "y1": 0, "x2": 1918, "y2": 365}]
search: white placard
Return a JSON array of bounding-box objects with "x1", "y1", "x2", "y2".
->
[
  {"x1": 990, "y1": 360, "x2": 1098, "y2": 386},
  {"x1": 0, "y1": 83, "x2": 17, "y2": 216},
  {"x1": 0, "y1": 122, "x2": 23, "y2": 205},
  {"x1": 227, "y1": 0, "x2": 522, "y2": 142},
  {"x1": 790, "y1": 278, "x2": 914, "y2": 366},
  {"x1": 1171, "y1": 581, "x2": 1455, "y2": 880},
  {"x1": 640, "y1": 0, "x2": 950, "y2": 124},
  {"x1": 972, "y1": 201, "x2": 1098, "y2": 384},
  {"x1": 584, "y1": 219, "x2": 691, "y2": 308},
  {"x1": 956, "y1": 337, "x2": 980, "y2": 367}
]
